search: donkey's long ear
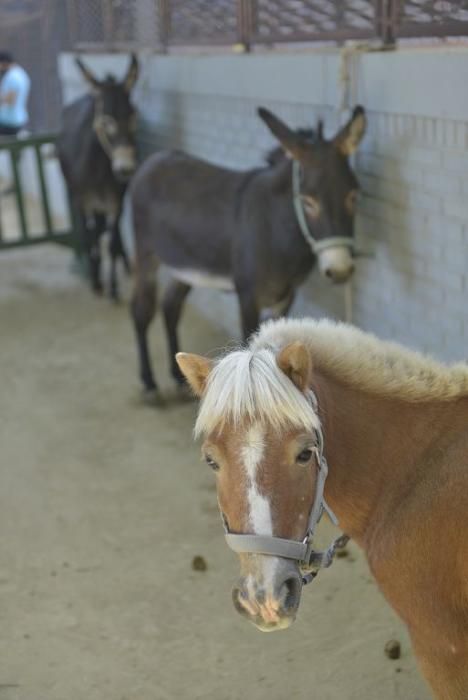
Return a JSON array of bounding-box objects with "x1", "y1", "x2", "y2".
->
[
  {"x1": 75, "y1": 56, "x2": 101, "y2": 92},
  {"x1": 123, "y1": 53, "x2": 139, "y2": 93},
  {"x1": 257, "y1": 107, "x2": 305, "y2": 161},
  {"x1": 277, "y1": 342, "x2": 312, "y2": 392},
  {"x1": 176, "y1": 353, "x2": 213, "y2": 397},
  {"x1": 333, "y1": 105, "x2": 366, "y2": 156}
]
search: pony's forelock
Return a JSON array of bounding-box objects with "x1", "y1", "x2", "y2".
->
[{"x1": 194, "y1": 347, "x2": 319, "y2": 438}]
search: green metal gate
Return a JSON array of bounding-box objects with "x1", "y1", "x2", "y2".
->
[{"x1": 0, "y1": 133, "x2": 75, "y2": 252}]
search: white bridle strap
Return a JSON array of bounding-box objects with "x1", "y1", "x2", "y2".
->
[
  {"x1": 292, "y1": 159, "x2": 355, "y2": 256},
  {"x1": 93, "y1": 114, "x2": 114, "y2": 160}
]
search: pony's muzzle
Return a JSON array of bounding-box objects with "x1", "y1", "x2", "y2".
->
[
  {"x1": 319, "y1": 246, "x2": 354, "y2": 284},
  {"x1": 232, "y1": 562, "x2": 303, "y2": 632}
]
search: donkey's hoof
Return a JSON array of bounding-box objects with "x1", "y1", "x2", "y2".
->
[{"x1": 141, "y1": 388, "x2": 166, "y2": 408}]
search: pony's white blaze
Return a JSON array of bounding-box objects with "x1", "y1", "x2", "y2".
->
[
  {"x1": 241, "y1": 423, "x2": 272, "y2": 536},
  {"x1": 241, "y1": 423, "x2": 283, "y2": 597}
]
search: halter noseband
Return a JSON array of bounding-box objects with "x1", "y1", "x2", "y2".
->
[
  {"x1": 292, "y1": 159, "x2": 355, "y2": 257},
  {"x1": 223, "y1": 390, "x2": 349, "y2": 585}
]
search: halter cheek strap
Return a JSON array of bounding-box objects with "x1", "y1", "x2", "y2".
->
[
  {"x1": 93, "y1": 116, "x2": 114, "y2": 160},
  {"x1": 223, "y1": 391, "x2": 350, "y2": 585},
  {"x1": 292, "y1": 159, "x2": 355, "y2": 256},
  {"x1": 92, "y1": 99, "x2": 115, "y2": 160}
]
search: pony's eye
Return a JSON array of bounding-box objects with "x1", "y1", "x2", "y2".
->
[
  {"x1": 297, "y1": 448, "x2": 313, "y2": 464},
  {"x1": 205, "y1": 455, "x2": 219, "y2": 471}
]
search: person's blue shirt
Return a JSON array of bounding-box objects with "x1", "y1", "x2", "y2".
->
[{"x1": 0, "y1": 65, "x2": 30, "y2": 127}]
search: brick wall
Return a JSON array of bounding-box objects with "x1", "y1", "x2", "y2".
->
[{"x1": 59, "y1": 49, "x2": 468, "y2": 362}]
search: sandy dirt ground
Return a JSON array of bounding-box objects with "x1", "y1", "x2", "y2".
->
[{"x1": 0, "y1": 245, "x2": 431, "y2": 700}]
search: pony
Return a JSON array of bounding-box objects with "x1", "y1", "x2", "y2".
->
[
  {"x1": 57, "y1": 54, "x2": 139, "y2": 300},
  {"x1": 176, "y1": 317, "x2": 468, "y2": 699},
  {"x1": 130, "y1": 106, "x2": 366, "y2": 400}
]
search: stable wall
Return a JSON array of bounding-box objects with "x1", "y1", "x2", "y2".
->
[{"x1": 59, "y1": 47, "x2": 468, "y2": 362}]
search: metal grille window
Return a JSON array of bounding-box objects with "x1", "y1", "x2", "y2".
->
[
  {"x1": 68, "y1": 0, "x2": 159, "y2": 49},
  {"x1": 162, "y1": 0, "x2": 240, "y2": 45},
  {"x1": 395, "y1": 0, "x2": 468, "y2": 38},
  {"x1": 249, "y1": 0, "x2": 378, "y2": 43},
  {"x1": 63, "y1": 1, "x2": 468, "y2": 50}
]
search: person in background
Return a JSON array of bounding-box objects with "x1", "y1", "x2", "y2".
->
[{"x1": 0, "y1": 51, "x2": 30, "y2": 136}]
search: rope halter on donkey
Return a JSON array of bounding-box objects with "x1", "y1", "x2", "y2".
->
[
  {"x1": 292, "y1": 160, "x2": 355, "y2": 324},
  {"x1": 224, "y1": 389, "x2": 349, "y2": 586},
  {"x1": 292, "y1": 159, "x2": 355, "y2": 257}
]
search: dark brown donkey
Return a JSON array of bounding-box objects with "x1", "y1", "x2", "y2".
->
[
  {"x1": 57, "y1": 54, "x2": 139, "y2": 300},
  {"x1": 130, "y1": 106, "x2": 366, "y2": 399}
]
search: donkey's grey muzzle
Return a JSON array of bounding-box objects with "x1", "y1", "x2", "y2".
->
[
  {"x1": 319, "y1": 246, "x2": 355, "y2": 284},
  {"x1": 112, "y1": 145, "x2": 136, "y2": 182}
]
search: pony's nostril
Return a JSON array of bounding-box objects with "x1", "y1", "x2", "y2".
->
[
  {"x1": 232, "y1": 586, "x2": 249, "y2": 616},
  {"x1": 325, "y1": 268, "x2": 334, "y2": 279},
  {"x1": 281, "y1": 576, "x2": 302, "y2": 611}
]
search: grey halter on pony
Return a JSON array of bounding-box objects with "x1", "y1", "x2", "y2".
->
[{"x1": 224, "y1": 390, "x2": 349, "y2": 585}]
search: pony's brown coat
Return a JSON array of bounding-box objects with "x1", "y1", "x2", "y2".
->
[{"x1": 178, "y1": 323, "x2": 468, "y2": 698}]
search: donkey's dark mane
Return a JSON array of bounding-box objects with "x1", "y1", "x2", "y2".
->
[
  {"x1": 234, "y1": 167, "x2": 266, "y2": 219},
  {"x1": 234, "y1": 127, "x2": 315, "y2": 219},
  {"x1": 264, "y1": 127, "x2": 316, "y2": 166}
]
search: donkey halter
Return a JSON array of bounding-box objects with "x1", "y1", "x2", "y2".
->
[
  {"x1": 224, "y1": 390, "x2": 349, "y2": 586},
  {"x1": 92, "y1": 99, "x2": 115, "y2": 160},
  {"x1": 292, "y1": 159, "x2": 355, "y2": 257}
]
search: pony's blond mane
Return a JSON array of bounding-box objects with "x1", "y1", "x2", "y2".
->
[
  {"x1": 194, "y1": 347, "x2": 319, "y2": 438},
  {"x1": 252, "y1": 317, "x2": 468, "y2": 402},
  {"x1": 195, "y1": 318, "x2": 468, "y2": 437}
]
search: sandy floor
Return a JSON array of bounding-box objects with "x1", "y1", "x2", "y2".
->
[{"x1": 0, "y1": 245, "x2": 431, "y2": 700}]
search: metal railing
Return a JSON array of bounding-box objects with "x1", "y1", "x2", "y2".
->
[
  {"x1": 0, "y1": 134, "x2": 74, "y2": 251},
  {"x1": 66, "y1": 0, "x2": 468, "y2": 50}
]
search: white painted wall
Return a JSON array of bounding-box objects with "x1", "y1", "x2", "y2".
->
[{"x1": 58, "y1": 47, "x2": 468, "y2": 361}]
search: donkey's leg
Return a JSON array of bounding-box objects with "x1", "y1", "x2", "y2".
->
[
  {"x1": 108, "y1": 221, "x2": 121, "y2": 302},
  {"x1": 116, "y1": 224, "x2": 131, "y2": 274},
  {"x1": 82, "y1": 213, "x2": 103, "y2": 295},
  {"x1": 261, "y1": 289, "x2": 296, "y2": 323},
  {"x1": 162, "y1": 278, "x2": 191, "y2": 384},
  {"x1": 68, "y1": 194, "x2": 87, "y2": 273},
  {"x1": 237, "y1": 288, "x2": 260, "y2": 342},
  {"x1": 130, "y1": 274, "x2": 160, "y2": 400},
  {"x1": 109, "y1": 219, "x2": 131, "y2": 302}
]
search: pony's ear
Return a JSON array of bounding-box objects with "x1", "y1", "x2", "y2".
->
[
  {"x1": 176, "y1": 353, "x2": 213, "y2": 397},
  {"x1": 277, "y1": 342, "x2": 312, "y2": 392},
  {"x1": 333, "y1": 105, "x2": 366, "y2": 156},
  {"x1": 123, "y1": 52, "x2": 139, "y2": 93},
  {"x1": 257, "y1": 107, "x2": 306, "y2": 161},
  {"x1": 75, "y1": 56, "x2": 101, "y2": 92}
]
